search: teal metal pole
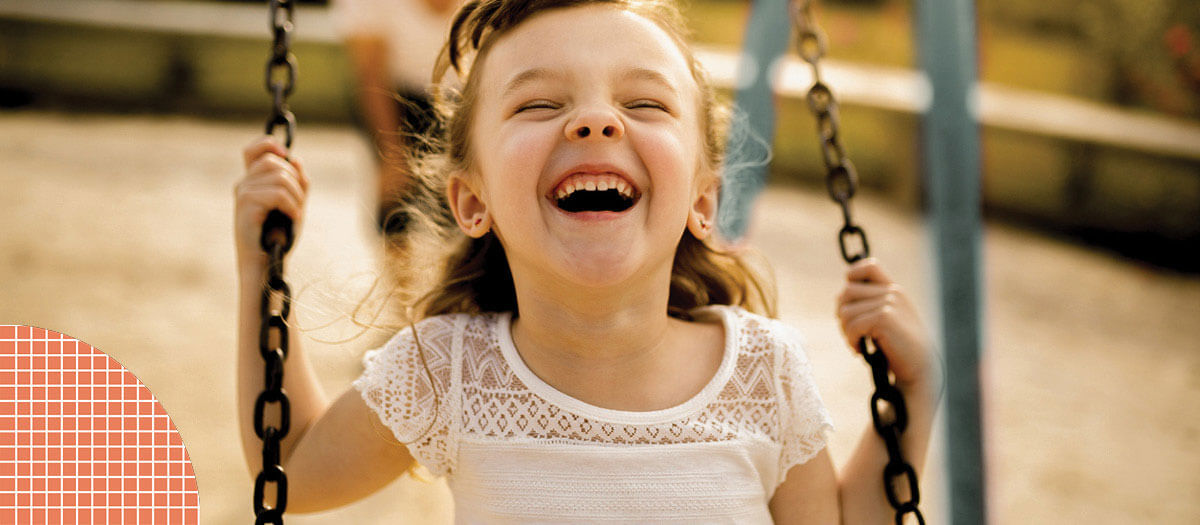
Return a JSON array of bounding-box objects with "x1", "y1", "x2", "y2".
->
[
  {"x1": 717, "y1": 0, "x2": 791, "y2": 241},
  {"x1": 915, "y1": 0, "x2": 987, "y2": 523}
]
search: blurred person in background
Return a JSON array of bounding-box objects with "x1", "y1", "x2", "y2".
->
[{"x1": 330, "y1": 0, "x2": 461, "y2": 233}]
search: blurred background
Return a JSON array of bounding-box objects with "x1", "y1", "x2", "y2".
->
[{"x1": 1, "y1": 0, "x2": 1197, "y2": 523}]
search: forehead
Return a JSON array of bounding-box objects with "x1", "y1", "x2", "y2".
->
[{"x1": 477, "y1": 5, "x2": 697, "y2": 97}]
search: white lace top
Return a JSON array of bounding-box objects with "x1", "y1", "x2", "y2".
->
[{"x1": 353, "y1": 305, "x2": 834, "y2": 523}]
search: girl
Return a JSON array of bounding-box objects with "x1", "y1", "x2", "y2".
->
[{"x1": 234, "y1": 0, "x2": 940, "y2": 522}]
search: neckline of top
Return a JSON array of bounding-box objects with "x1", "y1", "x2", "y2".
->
[{"x1": 492, "y1": 305, "x2": 739, "y2": 425}]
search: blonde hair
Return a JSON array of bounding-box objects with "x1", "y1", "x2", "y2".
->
[{"x1": 377, "y1": 0, "x2": 778, "y2": 324}]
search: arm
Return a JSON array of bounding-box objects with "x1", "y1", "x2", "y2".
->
[
  {"x1": 236, "y1": 260, "x2": 328, "y2": 475},
  {"x1": 837, "y1": 378, "x2": 939, "y2": 524},
  {"x1": 769, "y1": 379, "x2": 939, "y2": 525},
  {"x1": 280, "y1": 386, "x2": 416, "y2": 513},
  {"x1": 238, "y1": 303, "x2": 415, "y2": 514},
  {"x1": 769, "y1": 450, "x2": 840, "y2": 524},
  {"x1": 234, "y1": 138, "x2": 414, "y2": 513},
  {"x1": 235, "y1": 137, "x2": 323, "y2": 475},
  {"x1": 834, "y1": 258, "x2": 942, "y2": 523}
]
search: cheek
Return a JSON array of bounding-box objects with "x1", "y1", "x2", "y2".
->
[
  {"x1": 497, "y1": 124, "x2": 553, "y2": 173},
  {"x1": 641, "y1": 126, "x2": 698, "y2": 202},
  {"x1": 479, "y1": 124, "x2": 555, "y2": 221}
]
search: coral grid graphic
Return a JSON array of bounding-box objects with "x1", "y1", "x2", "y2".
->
[{"x1": 0, "y1": 325, "x2": 199, "y2": 524}]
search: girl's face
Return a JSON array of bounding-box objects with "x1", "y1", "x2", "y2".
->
[{"x1": 448, "y1": 4, "x2": 716, "y2": 290}]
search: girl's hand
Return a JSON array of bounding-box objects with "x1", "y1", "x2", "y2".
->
[
  {"x1": 835, "y1": 258, "x2": 936, "y2": 389},
  {"x1": 234, "y1": 137, "x2": 309, "y2": 270}
]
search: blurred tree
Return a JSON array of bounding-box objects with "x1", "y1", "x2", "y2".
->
[{"x1": 982, "y1": 0, "x2": 1198, "y2": 116}]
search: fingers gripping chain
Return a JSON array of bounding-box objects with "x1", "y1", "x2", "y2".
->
[
  {"x1": 791, "y1": 1, "x2": 925, "y2": 522},
  {"x1": 255, "y1": 1, "x2": 297, "y2": 523}
]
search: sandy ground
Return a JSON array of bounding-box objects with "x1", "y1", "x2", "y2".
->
[{"x1": 1, "y1": 111, "x2": 1196, "y2": 524}]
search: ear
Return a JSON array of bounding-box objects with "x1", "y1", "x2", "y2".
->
[
  {"x1": 446, "y1": 172, "x2": 491, "y2": 238},
  {"x1": 687, "y1": 176, "x2": 719, "y2": 240}
]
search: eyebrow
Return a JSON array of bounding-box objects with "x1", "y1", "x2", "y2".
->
[
  {"x1": 500, "y1": 67, "x2": 564, "y2": 100},
  {"x1": 617, "y1": 67, "x2": 680, "y2": 97},
  {"x1": 500, "y1": 66, "x2": 681, "y2": 99}
]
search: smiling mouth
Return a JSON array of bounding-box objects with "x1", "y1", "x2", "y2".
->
[{"x1": 555, "y1": 188, "x2": 637, "y2": 213}]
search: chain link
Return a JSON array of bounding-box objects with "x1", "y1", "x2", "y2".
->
[
  {"x1": 253, "y1": 1, "x2": 297, "y2": 523},
  {"x1": 790, "y1": 2, "x2": 924, "y2": 523},
  {"x1": 265, "y1": 0, "x2": 297, "y2": 149}
]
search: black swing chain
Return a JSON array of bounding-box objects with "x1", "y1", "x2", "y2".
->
[
  {"x1": 790, "y1": 1, "x2": 925, "y2": 523},
  {"x1": 253, "y1": 1, "x2": 298, "y2": 524}
]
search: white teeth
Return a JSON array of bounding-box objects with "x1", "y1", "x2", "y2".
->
[{"x1": 554, "y1": 175, "x2": 638, "y2": 201}]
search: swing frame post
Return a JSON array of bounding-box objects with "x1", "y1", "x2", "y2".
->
[
  {"x1": 716, "y1": 0, "x2": 792, "y2": 241},
  {"x1": 914, "y1": 0, "x2": 988, "y2": 523}
]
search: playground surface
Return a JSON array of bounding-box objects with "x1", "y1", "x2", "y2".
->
[{"x1": 1, "y1": 111, "x2": 1197, "y2": 524}]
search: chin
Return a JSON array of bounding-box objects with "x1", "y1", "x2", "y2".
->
[{"x1": 554, "y1": 246, "x2": 646, "y2": 289}]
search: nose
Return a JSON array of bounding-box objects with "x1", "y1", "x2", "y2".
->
[{"x1": 565, "y1": 105, "x2": 624, "y2": 141}]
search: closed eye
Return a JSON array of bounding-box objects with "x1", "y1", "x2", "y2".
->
[
  {"x1": 515, "y1": 101, "x2": 559, "y2": 113},
  {"x1": 627, "y1": 100, "x2": 669, "y2": 112}
]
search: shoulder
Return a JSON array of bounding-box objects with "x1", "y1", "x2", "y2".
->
[
  {"x1": 717, "y1": 311, "x2": 835, "y2": 487},
  {"x1": 693, "y1": 305, "x2": 816, "y2": 400},
  {"x1": 352, "y1": 312, "x2": 480, "y2": 472},
  {"x1": 364, "y1": 312, "x2": 489, "y2": 368},
  {"x1": 380, "y1": 312, "x2": 467, "y2": 348},
  {"x1": 700, "y1": 305, "x2": 807, "y2": 360},
  {"x1": 704, "y1": 306, "x2": 824, "y2": 419},
  {"x1": 352, "y1": 312, "x2": 486, "y2": 423}
]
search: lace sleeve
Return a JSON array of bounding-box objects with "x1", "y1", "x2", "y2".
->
[
  {"x1": 774, "y1": 322, "x2": 835, "y2": 486},
  {"x1": 351, "y1": 315, "x2": 459, "y2": 476}
]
